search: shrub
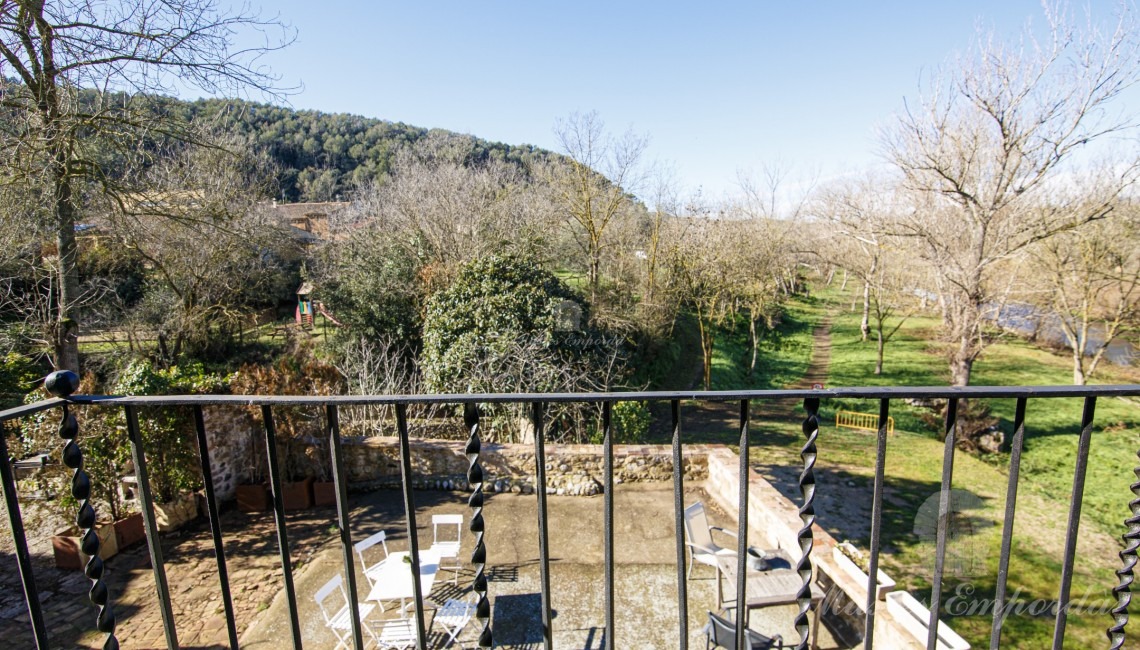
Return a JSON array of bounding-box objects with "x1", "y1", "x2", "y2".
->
[
  {"x1": 422, "y1": 254, "x2": 626, "y2": 442},
  {"x1": 229, "y1": 349, "x2": 344, "y2": 481},
  {"x1": 422, "y1": 254, "x2": 592, "y2": 393},
  {"x1": 612, "y1": 401, "x2": 650, "y2": 443},
  {"x1": 588, "y1": 401, "x2": 651, "y2": 444},
  {"x1": 110, "y1": 360, "x2": 230, "y2": 503},
  {"x1": 0, "y1": 352, "x2": 42, "y2": 409}
]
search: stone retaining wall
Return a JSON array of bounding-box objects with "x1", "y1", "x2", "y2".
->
[
  {"x1": 703, "y1": 448, "x2": 969, "y2": 650},
  {"x1": 199, "y1": 412, "x2": 712, "y2": 499},
  {"x1": 337, "y1": 437, "x2": 710, "y2": 495}
]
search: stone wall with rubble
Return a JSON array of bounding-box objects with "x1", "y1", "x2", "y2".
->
[
  {"x1": 336, "y1": 437, "x2": 710, "y2": 495},
  {"x1": 201, "y1": 407, "x2": 257, "y2": 501}
]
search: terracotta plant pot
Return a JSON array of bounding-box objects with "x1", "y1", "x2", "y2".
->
[
  {"x1": 113, "y1": 513, "x2": 146, "y2": 549},
  {"x1": 236, "y1": 483, "x2": 270, "y2": 512},
  {"x1": 312, "y1": 480, "x2": 337, "y2": 508},
  {"x1": 52, "y1": 522, "x2": 118, "y2": 570},
  {"x1": 281, "y1": 477, "x2": 313, "y2": 510}
]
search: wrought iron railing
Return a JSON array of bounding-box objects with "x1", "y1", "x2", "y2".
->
[{"x1": 1, "y1": 372, "x2": 1139, "y2": 650}]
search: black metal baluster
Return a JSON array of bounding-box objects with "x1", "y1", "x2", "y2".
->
[
  {"x1": 735, "y1": 399, "x2": 750, "y2": 650},
  {"x1": 0, "y1": 419, "x2": 48, "y2": 649},
  {"x1": 191, "y1": 406, "x2": 239, "y2": 649},
  {"x1": 1053, "y1": 396, "x2": 1096, "y2": 649},
  {"x1": 395, "y1": 404, "x2": 427, "y2": 649},
  {"x1": 124, "y1": 404, "x2": 177, "y2": 650},
  {"x1": 533, "y1": 401, "x2": 554, "y2": 649},
  {"x1": 1109, "y1": 445, "x2": 1140, "y2": 649},
  {"x1": 603, "y1": 401, "x2": 615, "y2": 650},
  {"x1": 464, "y1": 403, "x2": 492, "y2": 648},
  {"x1": 47, "y1": 373, "x2": 122, "y2": 650},
  {"x1": 327, "y1": 405, "x2": 364, "y2": 650},
  {"x1": 928, "y1": 397, "x2": 958, "y2": 650},
  {"x1": 863, "y1": 398, "x2": 890, "y2": 649},
  {"x1": 261, "y1": 406, "x2": 302, "y2": 650},
  {"x1": 796, "y1": 397, "x2": 819, "y2": 650},
  {"x1": 671, "y1": 400, "x2": 688, "y2": 650},
  {"x1": 990, "y1": 397, "x2": 1026, "y2": 650}
]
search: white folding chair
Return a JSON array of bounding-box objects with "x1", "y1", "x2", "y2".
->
[
  {"x1": 374, "y1": 617, "x2": 420, "y2": 650},
  {"x1": 315, "y1": 573, "x2": 379, "y2": 650},
  {"x1": 430, "y1": 514, "x2": 464, "y2": 585},
  {"x1": 683, "y1": 502, "x2": 737, "y2": 579},
  {"x1": 355, "y1": 530, "x2": 396, "y2": 611},
  {"x1": 433, "y1": 591, "x2": 477, "y2": 648}
]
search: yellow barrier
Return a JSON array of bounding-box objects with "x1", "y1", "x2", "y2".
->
[{"x1": 835, "y1": 410, "x2": 895, "y2": 435}]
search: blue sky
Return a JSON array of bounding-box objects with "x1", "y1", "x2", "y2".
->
[{"x1": 248, "y1": 1, "x2": 1134, "y2": 198}]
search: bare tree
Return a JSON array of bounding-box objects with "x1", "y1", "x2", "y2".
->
[
  {"x1": 0, "y1": 0, "x2": 293, "y2": 371},
  {"x1": 881, "y1": 5, "x2": 1140, "y2": 385},
  {"x1": 665, "y1": 218, "x2": 736, "y2": 390},
  {"x1": 333, "y1": 335, "x2": 436, "y2": 434},
  {"x1": 866, "y1": 248, "x2": 917, "y2": 375},
  {"x1": 1029, "y1": 207, "x2": 1140, "y2": 384},
  {"x1": 547, "y1": 111, "x2": 648, "y2": 305},
  {"x1": 736, "y1": 161, "x2": 815, "y2": 297},
  {"x1": 818, "y1": 175, "x2": 905, "y2": 342},
  {"x1": 333, "y1": 133, "x2": 556, "y2": 292},
  {"x1": 110, "y1": 136, "x2": 294, "y2": 363}
]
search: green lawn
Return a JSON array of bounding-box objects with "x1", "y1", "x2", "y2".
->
[
  {"x1": 677, "y1": 283, "x2": 1139, "y2": 647},
  {"x1": 707, "y1": 296, "x2": 821, "y2": 391}
]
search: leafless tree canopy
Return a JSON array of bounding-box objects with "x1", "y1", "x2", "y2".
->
[
  {"x1": 0, "y1": 0, "x2": 294, "y2": 370},
  {"x1": 880, "y1": 4, "x2": 1140, "y2": 385}
]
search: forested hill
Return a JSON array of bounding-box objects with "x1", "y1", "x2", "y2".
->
[{"x1": 181, "y1": 98, "x2": 553, "y2": 202}]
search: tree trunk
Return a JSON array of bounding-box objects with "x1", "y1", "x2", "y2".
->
[
  {"x1": 695, "y1": 303, "x2": 717, "y2": 390},
  {"x1": 748, "y1": 316, "x2": 759, "y2": 377},
  {"x1": 875, "y1": 329, "x2": 884, "y2": 375},
  {"x1": 840, "y1": 269, "x2": 848, "y2": 291},
  {"x1": 949, "y1": 351, "x2": 973, "y2": 387},
  {"x1": 1073, "y1": 351, "x2": 1087, "y2": 385},
  {"x1": 860, "y1": 280, "x2": 871, "y2": 342},
  {"x1": 54, "y1": 174, "x2": 81, "y2": 372},
  {"x1": 589, "y1": 255, "x2": 600, "y2": 305}
]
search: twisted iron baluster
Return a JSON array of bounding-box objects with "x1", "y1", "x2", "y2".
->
[
  {"x1": 465, "y1": 403, "x2": 491, "y2": 648},
  {"x1": 46, "y1": 371, "x2": 119, "y2": 650},
  {"x1": 795, "y1": 397, "x2": 820, "y2": 650},
  {"x1": 1109, "y1": 448, "x2": 1140, "y2": 648}
]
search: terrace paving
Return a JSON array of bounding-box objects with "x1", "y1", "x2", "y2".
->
[{"x1": 3, "y1": 483, "x2": 843, "y2": 649}]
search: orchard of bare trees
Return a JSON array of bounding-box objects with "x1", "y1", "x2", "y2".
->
[
  {"x1": 815, "y1": 5, "x2": 1140, "y2": 386},
  {"x1": 4, "y1": 0, "x2": 1140, "y2": 451}
]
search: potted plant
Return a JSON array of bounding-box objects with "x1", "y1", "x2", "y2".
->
[
  {"x1": 230, "y1": 350, "x2": 344, "y2": 511},
  {"x1": 109, "y1": 362, "x2": 216, "y2": 530},
  {"x1": 52, "y1": 519, "x2": 119, "y2": 570},
  {"x1": 81, "y1": 415, "x2": 147, "y2": 550},
  {"x1": 833, "y1": 541, "x2": 896, "y2": 600},
  {"x1": 235, "y1": 414, "x2": 271, "y2": 512},
  {"x1": 312, "y1": 467, "x2": 337, "y2": 507},
  {"x1": 20, "y1": 381, "x2": 139, "y2": 563}
]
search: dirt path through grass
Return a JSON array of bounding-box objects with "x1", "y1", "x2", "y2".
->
[{"x1": 659, "y1": 313, "x2": 834, "y2": 440}]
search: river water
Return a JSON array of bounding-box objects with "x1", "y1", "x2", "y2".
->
[{"x1": 987, "y1": 302, "x2": 1136, "y2": 366}]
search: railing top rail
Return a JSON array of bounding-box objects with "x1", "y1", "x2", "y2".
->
[
  {"x1": 4, "y1": 384, "x2": 1140, "y2": 423},
  {"x1": 0, "y1": 397, "x2": 66, "y2": 423}
]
